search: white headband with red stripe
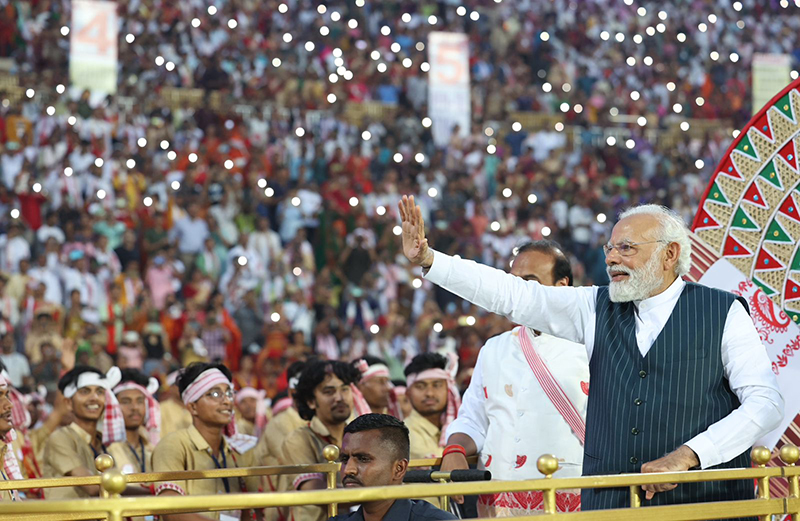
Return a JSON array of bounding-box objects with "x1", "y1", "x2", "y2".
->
[
  {"x1": 181, "y1": 368, "x2": 239, "y2": 439},
  {"x1": 64, "y1": 367, "x2": 126, "y2": 445}
]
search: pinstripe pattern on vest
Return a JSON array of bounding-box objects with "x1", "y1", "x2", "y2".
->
[{"x1": 582, "y1": 282, "x2": 753, "y2": 518}]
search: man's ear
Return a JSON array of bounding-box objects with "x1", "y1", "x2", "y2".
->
[
  {"x1": 554, "y1": 277, "x2": 570, "y2": 287},
  {"x1": 187, "y1": 401, "x2": 198, "y2": 417},
  {"x1": 393, "y1": 458, "x2": 409, "y2": 483},
  {"x1": 664, "y1": 242, "x2": 680, "y2": 272}
]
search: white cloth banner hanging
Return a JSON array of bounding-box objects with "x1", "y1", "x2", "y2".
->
[
  {"x1": 428, "y1": 32, "x2": 470, "y2": 147},
  {"x1": 69, "y1": 0, "x2": 118, "y2": 94}
]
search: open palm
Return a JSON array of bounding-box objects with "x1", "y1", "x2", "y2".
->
[{"x1": 397, "y1": 195, "x2": 432, "y2": 267}]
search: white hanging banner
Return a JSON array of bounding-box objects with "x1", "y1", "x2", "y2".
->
[
  {"x1": 69, "y1": 0, "x2": 118, "y2": 94},
  {"x1": 428, "y1": 32, "x2": 470, "y2": 147},
  {"x1": 752, "y1": 53, "x2": 791, "y2": 116}
]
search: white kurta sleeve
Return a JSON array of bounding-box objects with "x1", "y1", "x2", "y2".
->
[
  {"x1": 423, "y1": 250, "x2": 597, "y2": 345},
  {"x1": 684, "y1": 300, "x2": 784, "y2": 468},
  {"x1": 446, "y1": 340, "x2": 491, "y2": 451}
]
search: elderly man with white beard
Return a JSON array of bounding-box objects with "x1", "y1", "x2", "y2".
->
[{"x1": 397, "y1": 196, "x2": 784, "y2": 515}]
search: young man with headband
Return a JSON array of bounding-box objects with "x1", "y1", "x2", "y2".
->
[
  {"x1": 152, "y1": 362, "x2": 261, "y2": 521},
  {"x1": 403, "y1": 353, "x2": 461, "y2": 460},
  {"x1": 108, "y1": 369, "x2": 161, "y2": 475},
  {"x1": 42, "y1": 365, "x2": 130, "y2": 499},
  {"x1": 351, "y1": 357, "x2": 401, "y2": 418},
  {"x1": 234, "y1": 387, "x2": 267, "y2": 438},
  {"x1": 281, "y1": 360, "x2": 360, "y2": 521}
]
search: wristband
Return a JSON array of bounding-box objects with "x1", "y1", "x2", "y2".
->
[{"x1": 443, "y1": 444, "x2": 467, "y2": 457}]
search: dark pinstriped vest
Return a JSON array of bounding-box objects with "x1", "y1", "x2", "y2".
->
[{"x1": 581, "y1": 282, "x2": 753, "y2": 514}]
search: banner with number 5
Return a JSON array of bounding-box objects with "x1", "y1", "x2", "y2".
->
[
  {"x1": 428, "y1": 32, "x2": 471, "y2": 148},
  {"x1": 70, "y1": 0, "x2": 118, "y2": 94}
]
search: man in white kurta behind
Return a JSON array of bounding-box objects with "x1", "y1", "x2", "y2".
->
[{"x1": 442, "y1": 241, "x2": 588, "y2": 516}]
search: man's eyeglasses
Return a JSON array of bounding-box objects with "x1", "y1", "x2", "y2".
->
[
  {"x1": 603, "y1": 240, "x2": 668, "y2": 257},
  {"x1": 202, "y1": 388, "x2": 234, "y2": 402}
]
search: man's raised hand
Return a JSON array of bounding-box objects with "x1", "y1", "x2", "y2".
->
[{"x1": 398, "y1": 195, "x2": 433, "y2": 268}]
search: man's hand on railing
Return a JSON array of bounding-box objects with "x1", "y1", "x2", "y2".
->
[
  {"x1": 439, "y1": 452, "x2": 469, "y2": 504},
  {"x1": 640, "y1": 445, "x2": 701, "y2": 500}
]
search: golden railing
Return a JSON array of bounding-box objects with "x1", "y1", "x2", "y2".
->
[{"x1": 0, "y1": 445, "x2": 797, "y2": 521}]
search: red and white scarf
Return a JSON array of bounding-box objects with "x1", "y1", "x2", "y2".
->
[
  {"x1": 63, "y1": 367, "x2": 125, "y2": 445},
  {"x1": 0, "y1": 371, "x2": 30, "y2": 434},
  {"x1": 181, "y1": 368, "x2": 257, "y2": 453},
  {"x1": 406, "y1": 354, "x2": 461, "y2": 447},
  {"x1": 0, "y1": 373, "x2": 23, "y2": 499},
  {"x1": 113, "y1": 377, "x2": 162, "y2": 447},
  {"x1": 272, "y1": 396, "x2": 293, "y2": 416}
]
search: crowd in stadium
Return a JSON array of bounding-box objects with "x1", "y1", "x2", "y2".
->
[{"x1": 0, "y1": 0, "x2": 795, "y2": 515}]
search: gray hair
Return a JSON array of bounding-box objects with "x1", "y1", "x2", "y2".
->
[{"x1": 618, "y1": 204, "x2": 692, "y2": 276}]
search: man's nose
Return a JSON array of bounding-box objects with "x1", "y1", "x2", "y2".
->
[{"x1": 343, "y1": 458, "x2": 358, "y2": 476}]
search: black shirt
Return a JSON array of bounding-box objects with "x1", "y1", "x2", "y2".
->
[{"x1": 328, "y1": 499, "x2": 457, "y2": 521}]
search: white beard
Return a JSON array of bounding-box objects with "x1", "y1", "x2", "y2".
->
[{"x1": 607, "y1": 252, "x2": 665, "y2": 303}]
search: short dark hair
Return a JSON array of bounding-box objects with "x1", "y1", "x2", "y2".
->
[
  {"x1": 294, "y1": 360, "x2": 361, "y2": 421},
  {"x1": 287, "y1": 359, "x2": 309, "y2": 382},
  {"x1": 58, "y1": 365, "x2": 103, "y2": 393},
  {"x1": 177, "y1": 362, "x2": 232, "y2": 397},
  {"x1": 351, "y1": 355, "x2": 386, "y2": 368},
  {"x1": 404, "y1": 353, "x2": 447, "y2": 378},
  {"x1": 344, "y1": 413, "x2": 410, "y2": 460},
  {"x1": 118, "y1": 368, "x2": 150, "y2": 388},
  {"x1": 514, "y1": 240, "x2": 574, "y2": 286}
]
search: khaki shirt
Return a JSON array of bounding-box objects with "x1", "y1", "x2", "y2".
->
[
  {"x1": 405, "y1": 410, "x2": 443, "y2": 460},
  {"x1": 152, "y1": 425, "x2": 260, "y2": 521},
  {"x1": 159, "y1": 399, "x2": 192, "y2": 439},
  {"x1": 42, "y1": 423, "x2": 105, "y2": 499},
  {"x1": 107, "y1": 428, "x2": 154, "y2": 474},
  {"x1": 0, "y1": 441, "x2": 18, "y2": 501},
  {"x1": 280, "y1": 416, "x2": 343, "y2": 521},
  {"x1": 255, "y1": 408, "x2": 306, "y2": 521},
  {"x1": 235, "y1": 415, "x2": 256, "y2": 437}
]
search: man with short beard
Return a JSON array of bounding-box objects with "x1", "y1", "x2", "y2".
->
[
  {"x1": 402, "y1": 353, "x2": 460, "y2": 461},
  {"x1": 281, "y1": 360, "x2": 361, "y2": 521},
  {"x1": 398, "y1": 196, "x2": 783, "y2": 513}
]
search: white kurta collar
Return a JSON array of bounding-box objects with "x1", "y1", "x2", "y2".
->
[{"x1": 635, "y1": 275, "x2": 685, "y2": 313}]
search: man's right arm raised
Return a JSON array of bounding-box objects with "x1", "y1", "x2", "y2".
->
[{"x1": 398, "y1": 195, "x2": 595, "y2": 344}]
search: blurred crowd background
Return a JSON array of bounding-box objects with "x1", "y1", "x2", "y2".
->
[{"x1": 0, "y1": 0, "x2": 796, "y2": 400}]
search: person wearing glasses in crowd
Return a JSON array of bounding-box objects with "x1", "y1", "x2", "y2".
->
[
  {"x1": 398, "y1": 196, "x2": 783, "y2": 511},
  {"x1": 152, "y1": 362, "x2": 261, "y2": 521}
]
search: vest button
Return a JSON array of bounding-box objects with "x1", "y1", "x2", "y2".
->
[
  {"x1": 629, "y1": 456, "x2": 638, "y2": 464},
  {"x1": 634, "y1": 398, "x2": 643, "y2": 406},
  {"x1": 639, "y1": 370, "x2": 647, "y2": 378},
  {"x1": 631, "y1": 428, "x2": 640, "y2": 435}
]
